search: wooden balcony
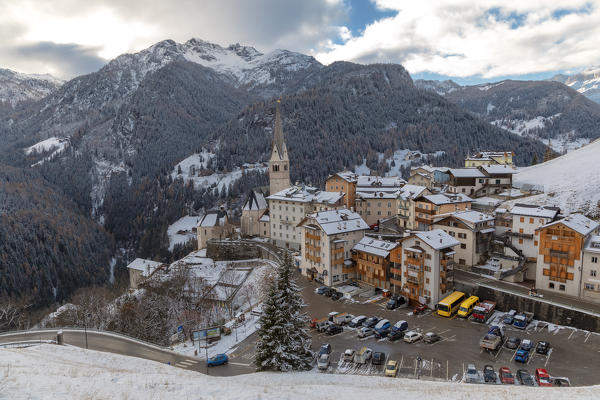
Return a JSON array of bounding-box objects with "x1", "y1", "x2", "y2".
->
[
  {"x1": 306, "y1": 231, "x2": 320, "y2": 241},
  {"x1": 356, "y1": 258, "x2": 384, "y2": 270},
  {"x1": 342, "y1": 265, "x2": 356, "y2": 274},
  {"x1": 405, "y1": 257, "x2": 423, "y2": 266},
  {"x1": 390, "y1": 277, "x2": 403, "y2": 287},
  {"x1": 305, "y1": 243, "x2": 321, "y2": 252},
  {"x1": 415, "y1": 216, "x2": 431, "y2": 225},
  {"x1": 332, "y1": 247, "x2": 344, "y2": 255},
  {"x1": 406, "y1": 275, "x2": 422, "y2": 285},
  {"x1": 305, "y1": 253, "x2": 321, "y2": 263},
  {"x1": 415, "y1": 207, "x2": 435, "y2": 215},
  {"x1": 390, "y1": 267, "x2": 403, "y2": 275}
]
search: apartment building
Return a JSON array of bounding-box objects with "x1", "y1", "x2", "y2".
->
[
  {"x1": 432, "y1": 210, "x2": 495, "y2": 267},
  {"x1": 352, "y1": 237, "x2": 398, "y2": 290},
  {"x1": 299, "y1": 209, "x2": 369, "y2": 286},
  {"x1": 414, "y1": 193, "x2": 472, "y2": 231},
  {"x1": 447, "y1": 168, "x2": 487, "y2": 196},
  {"x1": 354, "y1": 175, "x2": 405, "y2": 226},
  {"x1": 465, "y1": 151, "x2": 514, "y2": 167},
  {"x1": 408, "y1": 165, "x2": 449, "y2": 188},
  {"x1": 267, "y1": 185, "x2": 345, "y2": 250},
  {"x1": 535, "y1": 214, "x2": 600, "y2": 298},
  {"x1": 582, "y1": 236, "x2": 600, "y2": 302},
  {"x1": 400, "y1": 230, "x2": 460, "y2": 306},
  {"x1": 474, "y1": 165, "x2": 517, "y2": 197},
  {"x1": 325, "y1": 171, "x2": 358, "y2": 209},
  {"x1": 509, "y1": 204, "x2": 560, "y2": 261},
  {"x1": 397, "y1": 185, "x2": 430, "y2": 229}
]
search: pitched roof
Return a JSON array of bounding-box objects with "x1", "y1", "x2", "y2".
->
[
  {"x1": 330, "y1": 171, "x2": 358, "y2": 183},
  {"x1": 585, "y1": 235, "x2": 600, "y2": 254},
  {"x1": 356, "y1": 190, "x2": 399, "y2": 199},
  {"x1": 243, "y1": 190, "x2": 267, "y2": 211},
  {"x1": 452, "y1": 210, "x2": 494, "y2": 224},
  {"x1": 414, "y1": 229, "x2": 460, "y2": 250},
  {"x1": 398, "y1": 184, "x2": 429, "y2": 200},
  {"x1": 304, "y1": 209, "x2": 369, "y2": 235},
  {"x1": 449, "y1": 168, "x2": 486, "y2": 178},
  {"x1": 510, "y1": 203, "x2": 560, "y2": 219},
  {"x1": 267, "y1": 185, "x2": 344, "y2": 204},
  {"x1": 479, "y1": 165, "x2": 518, "y2": 175},
  {"x1": 356, "y1": 175, "x2": 406, "y2": 189},
  {"x1": 538, "y1": 214, "x2": 599, "y2": 236},
  {"x1": 353, "y1": 236, "x2": 398, "y2": 257},
  {"x1": 126, "y1": 258, "x2": 162, "y2": 277},
  {"x1": 421, "y1": 193, "x2": 472, "y2": 205},
  {"x1": 199, "y1": 210, "x2": 228, "y2": 227},
  {"x1": 271, "y1": 100, "x2": 286, "y2": 160}
]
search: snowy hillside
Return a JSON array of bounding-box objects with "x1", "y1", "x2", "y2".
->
[
  {"x1": 1, "y1": 344, "x2": 593, "y2": 400},
  {"x1": 512, "y1": 139, "x2": 600, "y2": 217},
  {"x1": 552, "y1": 67, "x2": 600, "y2": 104},
  {"x1": 0, "y1": 68, "x2": 63, "y2": 106}
]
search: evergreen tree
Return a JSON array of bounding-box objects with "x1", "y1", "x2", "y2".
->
[
  {"x1": 254, "y1": 252, "x2": 313, "y2": 371},
  {"x1": 531, "y1": 153, "x2": 538, "y2": 165}
]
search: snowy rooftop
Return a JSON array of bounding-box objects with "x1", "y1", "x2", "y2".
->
[
  {"x1": 199, "y1": 211, "x2": 227, "y2": 227},
  {"x1": 422, "y1": 193, "x2": 472, "y2": 205},
  {"x1": 398, "y1": 184, "x2": 429, "y2": 200},
  {"x1": 356, "y1": 175, "x2": 405, "y2": 189},
  {"x1": 511, "y1": 204, "x2": 560, "y2": 219},
  {"x1": 585, "y1": 235, "x2": 600, "y2": 254},
  {"x1": 243, "y1": 190, "x2": 267, "y2": 211},
  {"x1": 356, "y1": 190, "x2": 399, "y2": 199},
  {"x1": 331, "y1": 170, "x2": 358, "y2": 183},
  {"x1": 411, "y1": 165, "x2": 449, "y2": 173},
  {"x1": 479, "y1": 165, "x2": 518, "y2": 175},
  {"x1": 414, "y1": 229, "x2": 460, "y2": 250},
  {"x1": 466, "y1": 151, "x2": 513, "y2": 159},
  {"x1": 452, "y1": 210, "x2": 494, "y2": 224},
  {"x1": 259, "y1": 212, "x2": 270, "y2": 222},
  {"x1": 305, "y1": 209, "x2": 369, "y2": 235},
  {"x1": 539, "y1": 213, "x2": 600, "y2": 236},
  {"x1": 268, "y1": 185, "x2": 344, "y2": 204},
  {"x1": 353, "y1": 236, "x2": 398, "y2": 257},
  {"x1": 472, "y1": 196, "x2": 502, "y2": 206},
  {"x1": 126, "y1": 258, "x2": 163, "y2": 276},
  {"x1": 449, "y1": 168, "x2": 486, "y2": 178}
]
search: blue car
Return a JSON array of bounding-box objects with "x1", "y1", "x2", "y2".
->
[
  {"x1": 207, "y1": 353, "x2": 229, "y2": 367},
  {"x1": 514, "y1": 349, "x2": 529, "y2": 363}
]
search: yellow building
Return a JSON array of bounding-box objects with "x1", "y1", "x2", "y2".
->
[
  {"x1": 465, "y1": 151, "x2": 514, "y2": 167},
  {"x1": 325, "y1": 171, "x2": 358, "y2": 210}
]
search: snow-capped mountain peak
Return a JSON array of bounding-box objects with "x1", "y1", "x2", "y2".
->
[
  {"x1": 0, "y1": 68, "x2": 64, "y2": 106},
  {"x1": 551, "y1": 67, "x2": 600, "y2": 104}
]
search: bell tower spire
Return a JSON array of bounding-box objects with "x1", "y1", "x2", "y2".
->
[{"x1": 269, "y1": 100, "x2": 291, "y2": 194}]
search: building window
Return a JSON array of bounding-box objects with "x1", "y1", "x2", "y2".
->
[
  {"x1": 549, "y1": 282, "x2": 554, "y2": 289},
  {"x1": 585, "y1": 283, "x2": 595, "y2": 290},
  {"x1": 459, "y1": 259, "x2": 466, "y2": 265},
  {"x1": 534, "y1": 241, "x2": 538, "y2": 246},
  {"x1": 460, "y1": 243, "x2": 466, "y2": 249},
  {"x1": 593, "y1": 257, "x2": 598, "y2": 263},
  {"x1": 519, "y1": 239, "x2": 523, "y2": 244},
  {"x1": 520, "y1": 217, "x2": 524, "y2": 223},
  {"x1": 591, "y1": 270, "x2": 597, "y2": 277},
  {"x1": 529, "y1": 218, "x2": 534, "y2": 224},
  {"x1": 559, "y1": 284, "x2": 566, "y2": 291}
]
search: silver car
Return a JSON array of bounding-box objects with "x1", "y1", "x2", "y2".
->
[
  {"x1": 358, "y1": 327, "x2": 375, "y2": 338},
  {"x1": 317, "y1": 353, "x2": 330, "y2": 370},
  {"x1": 465, "y1": 364, "x2": 481, "y2": 383}
]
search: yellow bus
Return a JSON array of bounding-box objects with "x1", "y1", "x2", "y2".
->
[
  {"x1": 457, "y1": 295, "x2": 479, "y2": 318},
  {"x1": 437, "y1": 291, "x2": 466, "y2": 317}
]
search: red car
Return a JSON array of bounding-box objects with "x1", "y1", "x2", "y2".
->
[
  {"x1": 499, "y1": 367, "x2": 514, "y2": 384},
  {"x1": 413, "y1": 303, "x2": 427, "y2": 315},
  {"x1": 535, "y1": 368, "x2": 552, "y2": 387}
]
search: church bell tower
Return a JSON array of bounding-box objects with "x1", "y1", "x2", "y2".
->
[{"x1": 269, "y1": 100, "x2": 291, "y2": 194}]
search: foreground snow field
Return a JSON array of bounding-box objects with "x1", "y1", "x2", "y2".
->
[{"x1": 1, "y1": 345, "x2": 598, "y2": 400}]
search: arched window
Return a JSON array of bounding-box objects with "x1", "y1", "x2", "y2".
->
[
  {"x1": 273, "y1": 165, "x2": 279, "y2": 172},
  {"x1": 284, "y1": 164, "x2": 288, "y2": 171}
]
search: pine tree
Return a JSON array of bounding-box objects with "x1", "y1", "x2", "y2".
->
[
  {"x1": 531, "y1": 153, "x2": 538, "y2": 165},
  {"x1": 254, "y1": 252, "x2": 313, "y2": 371}
]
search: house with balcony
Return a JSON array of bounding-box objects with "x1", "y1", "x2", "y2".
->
[
  {"x1": 397, "y1": 184, "x2": 430, "y2": 229},
  {"x1": 473, "y1": 165, "x2": 518, "y2": 197},
  {"x1": 509, "y1": 204, "x2": 561, "y2": 262},
  {"x1": 535, "y1": 214, "x2": 600, "y2": 298},
  {"x1": 352, "y1": 237, "x2": 398, "y2": 290},
  {"x1": 582, "y1": 235, "x2": 600, "y2": 303},
  {"x1": 408, "y1": 165, "x2": 449, "y2": 189},
  {"x1": 465, "y1": 151, "x2": 514, "y2": 167},
  {"x1": 400, "y1": 229, "x2": 460, "y2": 306},
  {"x1": 298, "y1": 209, "x2": 369, "y2": 285},
  {"x1": 325, "y1": 171, "x2": 358, "y2": 210},
  {"x1": 413, "y1": 193, "x2": 472, "y2": 231},
  {"x1": 447, "y1": 168, "x2": 487, "y2": 196}
]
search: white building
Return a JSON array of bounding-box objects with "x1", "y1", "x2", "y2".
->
[
  {"x1": 267, "y1": 185, "x2": 345, "y2": 250},
  {"x1": 299, "y1": 209, "x2": 369, "y2": 285},
  {"x1": 126, "y1": 258, "x2": 163, "y2": 289},
  {"x1": 582, "y1": 236, "x2": 600, "y2": 302},
  {"x1": 509, "y1": 204, "x2": 560, "y2": 261}
]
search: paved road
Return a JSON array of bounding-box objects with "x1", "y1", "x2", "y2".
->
[
  {"x1": 455, "y1": 269, "x2": 600, "y2": 317},
  {"x1": 0, "y1": 329, "x2": 254, "y2": 376}
]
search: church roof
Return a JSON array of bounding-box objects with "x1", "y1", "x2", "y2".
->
[
  {"x1": 243, "y1": 190, "x2": 267, "y2": 211},
  {"x1": 272, "y1": 100, "x2": 286, "y2": 160}
]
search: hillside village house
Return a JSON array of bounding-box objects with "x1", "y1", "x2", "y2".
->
[
  {"x1": 325, "y1": 171, "x2": 358, "y2": 209},
  {"x1": 432, "y1": 210, "x2": 495, "y2": 267},
  {"x1": 197, "y1": 208, "x2": 233, "y2": 249},
  {"x1": 475, "y1": 165, "x2": 518, "y2": 197},
  {"x1": 447, "y1": 168, "x2": 486, "y2": 196},
  {"x1": 126, "y1": 258, "x2": 163, "y2": 289},
  {"x1": 397, "y1": 184, "x2": 431, "y2": 229},
  {"x1": 465, "y1": 151, "x2": 514, "y2": 167},
  {"x1": 400, "y1": 230, "x2": 460, "y2": 306},
  {"x1": 408, "y1": 165, "x2": 449, "y2": 189},
  {"x1": 582, "y1": 236, "x2": 600, "y2": 302},
  {"x1": 354, "y1": 175, "x2": 405, "y2": 225},
  {"x1": 298, "y1": 209, "x2": 369, "y2": 285},
  {"x1": 268, "y1": 185, "x2": 345, "y2": 250},
  {"x1": 414, "y1": 193, "x2": 472, "y2": 231},
  {"x1": 240, "y1": 190, "x2": 268, "y2": 237},
  {"x1": 509, "y1": 204, "x2": 560, "y2": 262},
  {"x1": 352, "y1": 237, "x2": 398, "y2": 290},
  {"x1": 535, "y1": 214, "x2": 600, "y2": 299}
]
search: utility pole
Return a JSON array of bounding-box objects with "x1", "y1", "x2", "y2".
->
[{"x1": 84, "y1": 313, "x2": 90, "y2": 350}]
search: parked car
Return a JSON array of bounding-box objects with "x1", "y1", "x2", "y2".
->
[
  {"x1": 327, "y1": 311, "x2": 339, "y2": 321},
  {"x1": 553, "y1": 377, "x2": 570, "y2": 387},
  {"x1": 385, "y1": 360, "x2": 399, "y2": 377},
  {"x1": 505, "y1": 336, "x2": 521, "y2": 349},
  {"x1": 503, "y1": 310, "x2": 517, "y2": 324},
  {"x1": 207, "y1": 354, "x2": 228, "y2": 367},
  {"x1": 514, "y1": 349, "x2": 529, "y2": 363},
  {"x1": 317, "y1": 353, "x2": 330, "y2": 370},
  {"x1": 424, "y1": 332, "x2": 441, "y2": 344},
  {"x1": 388, "y1": 330, "x2": 405, "y2": 342},
  {"x1": 483, "y1": 365, "x2": 496, "y2": 383},
  {"x1": 331, "y1": 291, "x2": 343, "y2": 301},
  {"x1": 386, "y1": 295, "x2": 407, "y2": 310},
  {"x1": 535, "y1": 368, "x2": 552, "y2": 387},
  {"x1": 354, "y1": 347, "x2": 372, "y2": 364},
  {"x1": 499, "y1": 367, "x2": 514, "y2": 384},
  {"x1": 326, "y1": 324, "x2": 343, "y2": 336},
  {"x1": 391, "y1": 320, "x2": 408, "y2": 332},
  {"x1": 374, "y1": 328, "x2": 391, "y2": 339},
  {"x1": 316, "y1": 286, "x2": 328, "y2": 295},
  {"x1": 536, "y1": 341, "x2": 550, "y2": 355},
  {"x1": 465, "y1": 364, "x2": 480, "y2": 383},
  {"x1": 343, "y1": 349, "x2": 356, "y2": 362},
  {"x1": 363, "y1": 316, "x2": 380, "y2": 328},
  {"x1": 333, "y1": 313, "x2": 354, "y2": 325},
  {"x1": 374, "y1": 319, "x2": 390, "y2": 334},
  {"x1": 349, "y1": 315, "x2": 367, "y2": 328},
  {"x1": 316, "y1": 320, "x2": 333, "y2": 332},
  {"x1": 372, "y1": 352, "x2": 386, "y2": 365},
  {"x1": 324, "y1": 288, "x2": 334, "y2": 297},
  {"x1": 358, "y1": 327, "x2": 375, "y2": 338},
  {"x1": 520, "y1": 339, "x2": 533, "y2": 352},
  {"x1": 517, "y1": 369, "x2": 535, "y2": 386},
  {"x1": 403, "y1": 330, "x2": 423, "y2": 343},
  {"x1": 319, "y1": 343, "x2": 332, "y2": 356}
]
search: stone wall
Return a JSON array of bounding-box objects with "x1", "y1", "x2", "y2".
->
[{"x1": 207, "y1": 240, "x2": 283, "y2": 264}]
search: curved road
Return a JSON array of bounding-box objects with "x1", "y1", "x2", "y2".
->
[{"x1": 0, "y1": 329, "x2": 254, "y2": 377}]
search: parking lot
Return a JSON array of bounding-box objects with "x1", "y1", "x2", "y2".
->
[{"x1": 302, "y1": 277, "x2": 600, "y2": 386}]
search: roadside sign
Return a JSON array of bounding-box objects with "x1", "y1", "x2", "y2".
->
[
  {"x1": 177, "y1": 325, "x2": 183, "y2": 333},
  {"x1": 192, "y1": 327, "x2": 221, "y2": 341}
]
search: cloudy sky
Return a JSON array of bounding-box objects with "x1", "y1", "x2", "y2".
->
[{"x1": 1, "y1": 0, "x2": 599, "y2": 83}]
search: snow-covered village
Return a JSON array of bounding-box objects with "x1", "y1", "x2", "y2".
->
[{"x1": 2, "y1": 2, "x2": 600, "y2": 399}]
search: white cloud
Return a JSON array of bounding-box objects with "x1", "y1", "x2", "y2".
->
[{"x1": 314, "y1": 1, "x2": 600, "y2": 78}]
